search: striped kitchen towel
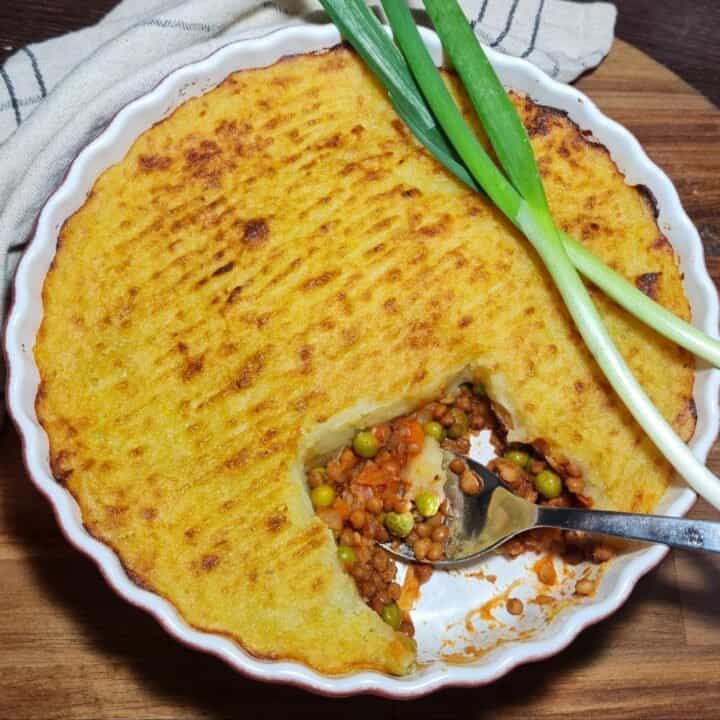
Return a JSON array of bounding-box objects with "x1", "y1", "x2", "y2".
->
[{"x1": 0, "y1": 0, "x2": 616, "y2": 311}]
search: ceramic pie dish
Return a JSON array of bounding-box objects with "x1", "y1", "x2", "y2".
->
[{"x1": 5, "y1": 24, "x2": 719, "y2": 697}]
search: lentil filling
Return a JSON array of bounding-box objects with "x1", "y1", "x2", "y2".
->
[{"x1": 307, "y1": 382, "x2": 615, "y2": 636}]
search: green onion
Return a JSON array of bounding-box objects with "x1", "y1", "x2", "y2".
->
[
  {"x1": 321, "y1": 0, "x2": 720, "y2": 509},
  {"x1": 422, "y1": 0, "x2": 720, "y2": 508},
  {"x1": 319, "y1": 0, "x2": 720, "y2": 368}
]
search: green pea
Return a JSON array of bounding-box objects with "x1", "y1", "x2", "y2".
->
[
  {"x1": 447, "y1": 410, "x2": 468, "y2": 439},
  {"x1": 310, "y1": 484, "x2": 336, "y2": 509},
  {"x1": 380, "y1": 602, "x2": 402, "y2": 630},
  {"x1": 415, "y1": 491, "x2": 440, "y2": 518},
  {"x1": 534, "y1": 470, "x2": 562, "y2": 499},
  {"x1": 384, "y1": 511, "x2": 414, "y2": 538},
  {"x1": 504, "y1": 449, "x2": 530, "y2": 468},
  {"x1": 353, "y1": 429, "x2": 379, "y2": 458},
  {"x1": 337, "y1": 545, "x2": 356, "y2": 566},
  {"x1": 423, "y1": 421, "x2": 446, "y2": 442},
  {"x1": 472, "y1": 381, "x2": 486, "y2": 397}
]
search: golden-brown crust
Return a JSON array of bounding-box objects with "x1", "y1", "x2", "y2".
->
[{"x1": 35, "y1": 47, "x2": 694, "y2": 674}]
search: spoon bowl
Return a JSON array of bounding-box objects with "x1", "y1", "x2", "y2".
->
[{"x1": 380, "y1": 453, "x2": 720, "y2": 567}]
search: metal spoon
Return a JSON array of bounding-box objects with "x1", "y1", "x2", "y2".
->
[{"x1": 381, "y1": 452, "x2": 720, "y2": 568}]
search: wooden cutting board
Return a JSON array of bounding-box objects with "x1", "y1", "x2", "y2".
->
[{"x1": 1, "y1": 39, "x2": 719, "y2": 720}]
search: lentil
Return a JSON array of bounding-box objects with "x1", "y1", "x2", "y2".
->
[
  {"x1": 413, "y1": 537, "x2": 431, "y2": 561},
  {"x1": 427, "y1": 542, "x2": 444, "y2": 561},
  {"x1": 506, "y1": 598, "x2": 524, "y2": 615},
  {"x1": 349, "y1": 509, "x2": 366, "y2": 530},
  {"x1": 449, "y1": 458, "x2": 466, "y2": 475},
  {"x1": 431, "y1": 525, "x2": 449, "y2": 543},
  {"x1": 308, "y1": 467, "x2": 327, "y2": 488},
  {"x1": 459, "y1": 469, "x2": 481, "y2": 495},
  {"x1": 575, "y1": 579, "x2": 594, "y2": 596}
]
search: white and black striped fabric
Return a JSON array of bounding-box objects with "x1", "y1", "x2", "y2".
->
[{"x1": 0, "y1": 0, "x2": 616, "y2": 312}]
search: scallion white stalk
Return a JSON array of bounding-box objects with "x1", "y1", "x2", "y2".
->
[{"x1": 421, "y1": 0, "x2": 720, "y2": 509}]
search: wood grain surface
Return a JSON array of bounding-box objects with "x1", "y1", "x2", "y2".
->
[{"x1": 2, "y1": 37, "x2": 720, "y2": 720}]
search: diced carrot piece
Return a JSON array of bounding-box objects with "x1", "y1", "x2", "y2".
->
[
  {"x1": 326, "y1": 458, "x2": 343, "y2": 482},
  {"x1": 354, "y1": 462, "x2": 388, "y2": 486},
  {"x1": 373, "y1": 423, "x2": 391, "y2": 445},
  {"x1": 316, "y1": 508, "x2": 343, "y2": 531},
  {"x1": 401, "y1": 419, "x2": 424, "y2": 452},
  {"x1": 339, "y1": 448, "x2": 357, "y2": 472},
  {"x1": 333, "y1": 497, "x2": 350, "y2": 520}
]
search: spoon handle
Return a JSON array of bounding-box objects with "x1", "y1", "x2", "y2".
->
[{"x1": 535, "y1": 506, "x2": 720, "y2": 553}]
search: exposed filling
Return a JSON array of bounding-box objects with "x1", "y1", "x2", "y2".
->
[{"x1": 307, "y1": 382, "x2": 615, "y2": 636}]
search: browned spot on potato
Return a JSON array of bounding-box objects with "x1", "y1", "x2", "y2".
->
[
  {"x1": 214, "y1": 119, "x2": 241, "y2": 137},
  {"x1": 141, "y1": 507, "x2": 157, "y2": 521},
  {"x1": 311, "y1": 576, "x2": 325, "y2": 592},
  {"x1": 390, "y1": 119, "x2": 407, "y2": 137},
  {"x1": 266, "y1": 510, "x2": 288, "y2": 533},
  {"x1": 674, "y1": 398, "x2": 698, "y2": 430},
  {"x1": 182, "y1": 355, "x2": 204, "y2": 381},
  {"x1": 419, "y1": 215, "x2": 451, "y2": 236},
  {"x1": 651, "y1": 235, "x2": 674, "y2": 254},
  {"x1": 298, "y1": 345, "x2": 313, "y2": 374},
  {"x1": 458, "y1": 315, "x2": 473, "y2": 328},
  {"x1": 316, "y1": 133, "x2": 342, "y2": 149},
  {"x1": 212, "y1": 261, "x2": 234, "y2": 276},
  {"x1": 635, "y1": 272, "x2": 661, "y2": 300},
  {"x1": 138, "y1": 154, "x2": 171, "y2": 172},
  {"x1": 201, "y1": 554, "x2": 220, "y2": 571},
  {"x1": 318, "y1": 54, "x2": 347, "y2": 72},
  {"x1": 185, "y1": 140, "x2": 221, "y2": 166},
  {"x1": 402, "y1": 187, "x2": 421, "y2": 198},
  {"x1": 242, "y1": 218, "x2": 268, "y2": 247},
  {"x1": 384, "y1": 298, "x2": 398, "y2": 314},
  {"x1": 226, "y1": 285, "x2": 244, "y2": 304},
  {"x1": 301, "y1": 270, "x2": 339, "y2": 291},
  {"x1": 235, "y1": 351, "x2": 266, "y2": 390},
  {"x1": 636, "y1": 184, "x2": 660, "y2": 219},
  {"x1": 50, "y1": 450, "x2": 74, "y2": 484},
  {"x1": 125, "y1": 568, "x2": 152, "y2": 590}
]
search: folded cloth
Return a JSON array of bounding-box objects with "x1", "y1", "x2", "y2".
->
[{"x1": 0, "y1": 0, "x2": 616, "y2": 315}]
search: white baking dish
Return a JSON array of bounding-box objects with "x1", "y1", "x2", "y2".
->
[{"x1": 5, "y1": 24, "x2": 719, "y2": 697}]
